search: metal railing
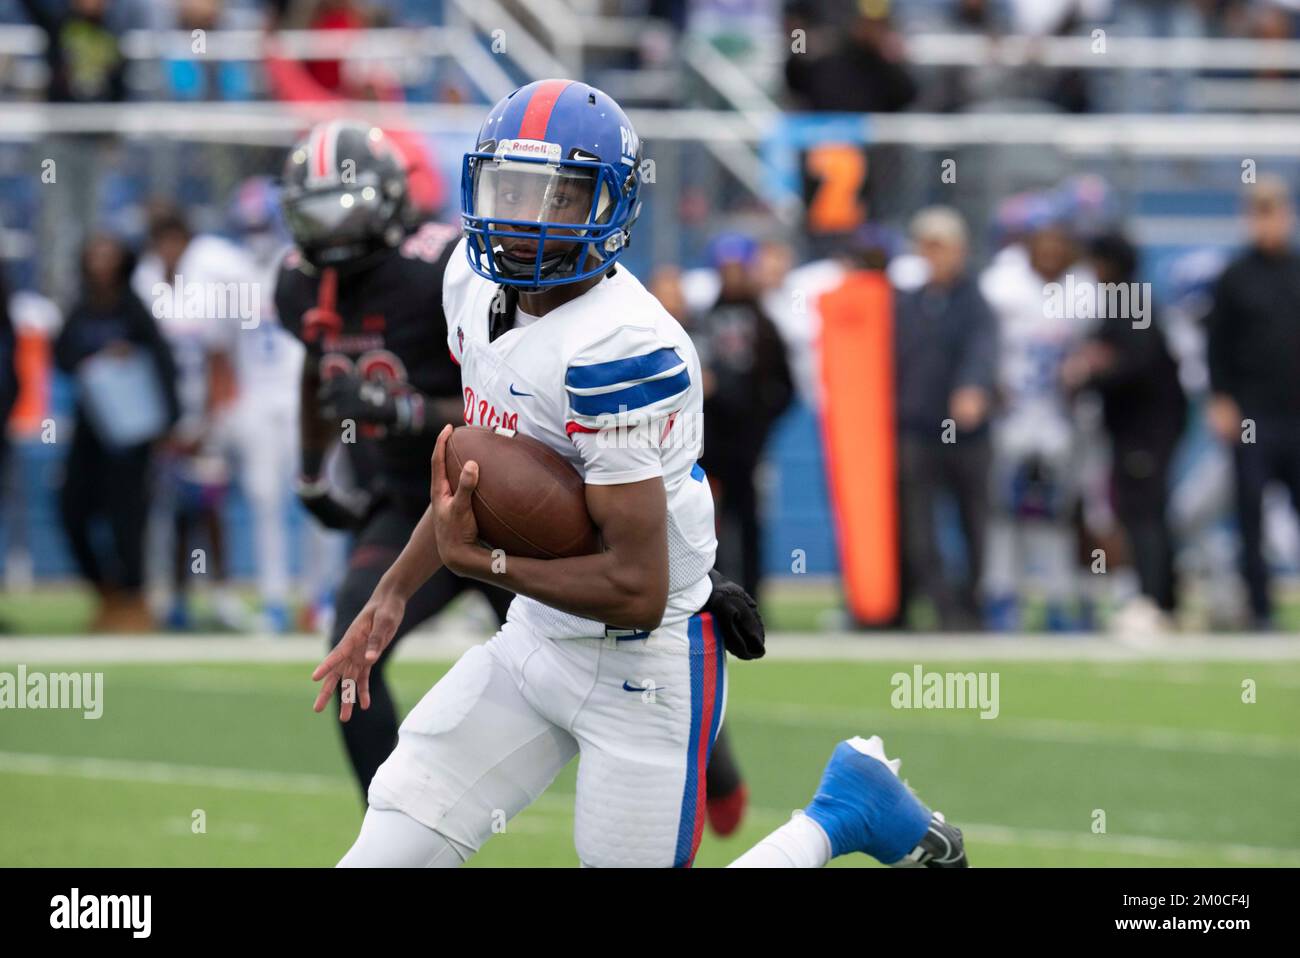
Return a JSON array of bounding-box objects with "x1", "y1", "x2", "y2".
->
[
  {"x1": 1, "y1": 24, "x2": 1300, "y2": 72},
  {"x1": 2, "y1": 102, "x2": 1299, "y2": 156}
]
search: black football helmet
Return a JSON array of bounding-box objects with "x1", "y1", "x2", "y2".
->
[{"x1": 280, "y1": 120, "x2": 410, "y2": 269}]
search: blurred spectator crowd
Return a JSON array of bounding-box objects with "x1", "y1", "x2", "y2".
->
[
  {"x1": 654, "y1": 169, "x2": 1300, "y2": 636},
  {"x1": 1, "y1": 185, "x2": 352, "y2": 634},
  {"x1": 4, "y1": 0, "x2": 1300, "y2": 636},
  {"x1": 11, "y1": 160, "x2": 1300, "y2": 636},
  {"x1": 4, "y1": 1, "x2": 1300, "y2": 110}
]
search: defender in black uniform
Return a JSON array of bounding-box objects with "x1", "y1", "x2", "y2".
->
[
  {"x1": 279, "y1": 121, "x2": 764, "y2": 833},
  {"x1": 277, "y1": 121, "x2": 513, "y2": 796}
]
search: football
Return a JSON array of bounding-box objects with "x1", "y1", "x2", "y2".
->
[{"x1": 445, "y1": 425, "x2": 602, "y2": 559}]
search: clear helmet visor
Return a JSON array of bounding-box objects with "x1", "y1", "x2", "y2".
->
[{"x1": 473, "y1": 160, "x2": 611, "y2": 227}]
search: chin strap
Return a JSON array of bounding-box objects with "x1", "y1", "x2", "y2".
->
[{"x1": 487, "y1": 285, "x2": 520, "y2": 342}]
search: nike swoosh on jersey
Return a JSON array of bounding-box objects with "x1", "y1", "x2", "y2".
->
[
  {"x1": 509, "y1": 384, "x2": 534, "y2": 397},
  {"x1": 621, "y1": 681, "x2": 664, "y2": 693}
]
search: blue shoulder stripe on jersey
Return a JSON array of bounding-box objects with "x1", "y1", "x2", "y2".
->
[
  {"x1": 564, "y1": 347, "x2": 682, "y2": 390},
  {"x1": 567, "y1": 369, "x2": 691, "y2": 417}
]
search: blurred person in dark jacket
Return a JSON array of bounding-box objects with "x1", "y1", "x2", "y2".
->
[
  {"x1": 1062, "y1": 232, "x2": 1187, "y2": 631},
  {"x1": 785, "y1": 1, "x2": 917, "y2": 231},
  {"x1": 17, "y1": 0, "x2": 126, "y2": 103},
  {"x1": 0, "y1": 266, "x2": 12, "y2": 632},
  {"x1": 20, "y1": 0, "x2": 133, "y2": 303},
  {"x1": 894, "y1": 207, "x2": 997, "y2": 630},
  {"x1": 783, "y1": 1, "x2": 917, "y2": 113},
  {"x1": 691, "y1": 234, "x2": 795, "y2": 604},
  {"x1": 0, "y1": 265, "x2": 14, "y2": 483},
  {"x1": 55, "y1": 234, "x2": 179, "y2": 632},
  {"x1": 1205, "y1": 176, "x2": 1300, "y2": 629}
]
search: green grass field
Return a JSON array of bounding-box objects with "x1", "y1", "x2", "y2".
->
[{"x1": 2, "y1": 642, "x2": 1298, "y2": 867}]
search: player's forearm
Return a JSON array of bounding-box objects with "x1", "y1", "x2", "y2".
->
[
  {"x1": 376, "y1": 506, "x2": 445, "y2": 601},
  {"x1": 455, "y1": 547, "x2": 666, "y2": 631},
  {"x1": 299, "y1": 436, "x2": 334, "y2": 478},
  {"x1": 390, "y1": 392, "x2": 464, "y2": 437},
  {"x1": 298, "y1": 369, "x2": 334, "y2": 477},
  {"x1": 322, "y1": 380, "x2": 463, "y2": 439},
  {"x1": 430, "y1": 397, "x2": 466, "y2": 430},
  {"x1": 206, "y1": 351, "x2": 238, "y2": 414}
]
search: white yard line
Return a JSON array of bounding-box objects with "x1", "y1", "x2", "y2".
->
[
  {"x1": 1021, "y1": 660, "x2": 1300, "y2": 689},
  {"x1": 3, "y1": 633, "x2": 1300, "y2": 663},
  {"x1": 952, "y1": 823, "x2": 1300, "y2": 866},
  {"x1": 4, "y1": 751, "x2": 1298, "y2": 865},
  {"x1": 3, "y1": 640, "x2": 1294, "y2": 758},
  {"x1": 730, "y1": 702, "x2": 1300, "y2": 759},
  {"x1": 761, "y1": 635, "x2": 1300, "y2": 662},
  {"x1": 0, "y1": 634, "x2": 477, "y2": 664},
  {"x1": 0, "y1": 750, "x2": 345, "y2": 795}
]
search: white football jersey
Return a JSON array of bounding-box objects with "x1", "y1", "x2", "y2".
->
[
  {"x1": 133, "y1": 235, "x2": 246, "y2": 430},
  {"x1": 229, "y1": 241, "x2": 304, "y2": 406},
  {"x1": 980, "y1": 244, "x2": 1095, "y2": 459},
  {"x1": 443, "y1": 238, "x2": 717, "y2": 642}
]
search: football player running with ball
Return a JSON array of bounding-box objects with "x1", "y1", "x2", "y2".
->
[
  {"x1": 314, "y1": 81, "x2": 966, "y2": 868},
  {"x1": 281, "y1": 119, "x2": 754, "y2": 829}
]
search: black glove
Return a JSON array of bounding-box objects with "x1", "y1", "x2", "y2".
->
[
  {"x1": 704, "y1": 569, "x2": 766, "y2": 660},
  {"x1": 295, "y1": 476, "x2": 370, "y2": 532},
  {"x1": 318, "y1": 374, "x2": 429, "y2": 434}
]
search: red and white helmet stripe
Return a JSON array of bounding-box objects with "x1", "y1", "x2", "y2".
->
[{"x1": 306, "y1": 119, "x2": 345, "y2": 186}]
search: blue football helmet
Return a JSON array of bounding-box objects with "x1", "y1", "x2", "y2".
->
[{"x1": 461, "y1": 79, "x2": 643, "y2": 289}]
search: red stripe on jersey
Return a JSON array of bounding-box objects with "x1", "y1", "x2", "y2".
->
[
  {"x1": 565, "y1": 420, "x2": 598, "y2": 437},
  {"x1": 687, "y1": 613, "x2": 719, "y2": 867},
  {"x1": 518, "y1": 80, "x2": 572, "y2": 141},
  {"x1": 448, "y1": 348, "x2": 460, "y2": 366},
  {"x1": 659, "y1": 411, "x2": 678, "y2": 444}
]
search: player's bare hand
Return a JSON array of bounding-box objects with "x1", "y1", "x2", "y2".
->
[
  {"x1": 431, "y1": 424, "x2": 481, "y2": 574},
  {"x1": 1208, "y1": 394, "x2": 1243, "y2": 445},
  {"x1": 311, "y1": 591, "x2": 405, "y2": 721},
  {"x1": 949, "y1": 386, "x2": 989, "y2": 431}
]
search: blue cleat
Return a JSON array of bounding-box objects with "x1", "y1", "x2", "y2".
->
[
  {"x1": 984, "y1": 594, "x2": 1020, "y2": 633},
  {"x1": 259, "y1": 602, "x2": 292, "y2": 636},
  {"x1": 1045, "y1": 602, "x2": 1079, "y2": 634},
  {"x1": 805, "y1": 735, "x2": 968, "y2": 867},
  {"x1": 164, "y1": 601, "x2": 192, "y2": 633}
]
